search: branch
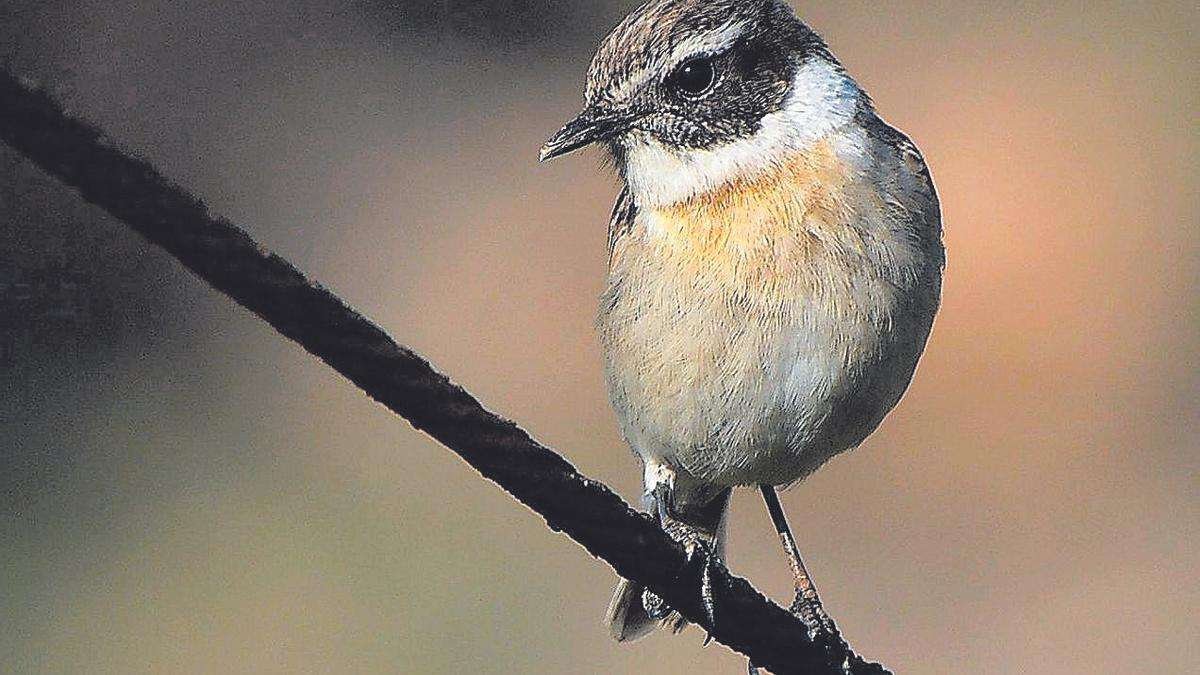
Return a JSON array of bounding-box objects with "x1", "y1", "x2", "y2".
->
[{"x1": 0, "y1": 70, "x2": 888, "y2": 675}]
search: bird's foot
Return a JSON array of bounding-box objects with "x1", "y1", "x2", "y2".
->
[
  {"x1": 685, "y1": 539, "x2": 719, "y2": 629},
  {"x1": 636, "y1": 538, "x2": 720, "y2": 637},
  {"x1": 641, "y1": 587, "x2": 670, "y2": 620},
  {"x1": 789, "y1": 592, "x2": 838, "y2": 642}
]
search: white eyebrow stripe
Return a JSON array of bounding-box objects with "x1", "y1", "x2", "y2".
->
[
  {"x1": 663, "y1": 18, "x2": 748, "y2": 72},
  {"x1": 609, "y1": 19, "x2": 749, "y2": 101}
]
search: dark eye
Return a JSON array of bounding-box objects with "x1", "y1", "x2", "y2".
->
[{"x1": 667, "y1": 57, "x2": 716, "y2": 97}]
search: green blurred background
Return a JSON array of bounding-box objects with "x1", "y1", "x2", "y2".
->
[{"x1": 1, "y1": 1, "x2": 1196, "y2": 673}]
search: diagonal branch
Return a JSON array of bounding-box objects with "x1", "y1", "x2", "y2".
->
[{"x1": 0, "y1": 70, "x2": 888, "y2": 675}]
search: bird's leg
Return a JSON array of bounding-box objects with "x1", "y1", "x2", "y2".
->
[
  {"x1": 643, "y1": 486, "x2": 722, "y2": 629},
  {"x1": 759, "y1": 485, "x2": 837, "y2": 640},
  {"x1": 640, "y1": 464, "x2": 725, "y2": 631},
  {"x1": 639, "y1": 479, "x2": 676, "y2": 622}
]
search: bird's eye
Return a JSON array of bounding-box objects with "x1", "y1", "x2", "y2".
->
[{"x1": 667, "y1": 57, "x2": 716, "y2": 98}]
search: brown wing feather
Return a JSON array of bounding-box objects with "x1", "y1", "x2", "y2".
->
[{"x1": 861, "y1": 113, "x2": 945, "y2": 267}]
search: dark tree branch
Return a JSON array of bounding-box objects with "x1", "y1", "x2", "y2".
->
[{"x1": 0, "y1": 70, "x2": 888, "y2": 675}]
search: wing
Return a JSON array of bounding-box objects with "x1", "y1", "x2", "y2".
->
[
  {"x1": 607, "y1": 185, "x2": 637, "y2": 269},
  {"x1": 862, "y1": 113, "x2": 945, "y2": 273}
]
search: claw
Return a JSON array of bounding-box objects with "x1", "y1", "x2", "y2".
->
[
  {"x1": 790, "y1": 592, "x2": 837, "y2": 641},
  {"x1": 792, "y1": 593, "x2": 840, "y2": 638},
  {"x1": 685, "y1": 540, "x2": 718, "y2": 628},
  {"x1": 642, "y1": 587, "x2": 670, "y2": 620},
  {"x1": 700, "y1": 553, "x2": 717, "y2": 627}
]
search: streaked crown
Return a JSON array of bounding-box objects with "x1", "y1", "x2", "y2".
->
[{"x1": 587, "y1": 0, "x2": 827, "y2": 150}]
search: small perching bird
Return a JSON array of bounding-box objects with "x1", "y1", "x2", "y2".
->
[{"x1": 540, "y1": 0, "x2": 944, "y2": 652}]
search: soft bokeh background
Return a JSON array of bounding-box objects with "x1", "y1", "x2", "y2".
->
[{"x1": 1, "y1": 1, "x2": 1196, "y2": 673}]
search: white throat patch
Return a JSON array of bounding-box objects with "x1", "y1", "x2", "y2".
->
[{"x1": 620, "y1": 57, "x2": 862, "y2": 207}]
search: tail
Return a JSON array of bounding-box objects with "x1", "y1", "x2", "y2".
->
[
  {"x1": 604, "y1": 487, "x2": 731, "y2": 641},
  {"x1": 605, "y1": 577, "x2": 663, "y2": 642}
]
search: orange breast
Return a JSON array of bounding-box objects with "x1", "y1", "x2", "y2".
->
[{"x1": 630, "y1": 140, "x2": 872, "y2": 294}]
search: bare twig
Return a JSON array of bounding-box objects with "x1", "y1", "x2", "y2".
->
[{"x1": 0, "y1": 70, "x2": 888, "y2": 675}]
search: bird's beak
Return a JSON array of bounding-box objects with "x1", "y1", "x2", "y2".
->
[{"x1": 539, "y1": 106, "x2": 634, "y2": 162}]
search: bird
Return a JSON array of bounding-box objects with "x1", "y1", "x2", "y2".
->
[{"x1": 539, "y1": 0, "x2": 944, "y2": 650}]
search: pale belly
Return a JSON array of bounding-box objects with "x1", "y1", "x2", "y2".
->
[{"x1": 598, "y1": 233, "x2": 936, "y2": 488}]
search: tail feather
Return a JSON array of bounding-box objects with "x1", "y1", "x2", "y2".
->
[{"x1": 605, "y1": 578, "x2": 659, "y2": 642}]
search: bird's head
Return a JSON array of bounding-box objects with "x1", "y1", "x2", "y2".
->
[{"x1": 540, "y1": 0, "x2": 866, "y2": 207}]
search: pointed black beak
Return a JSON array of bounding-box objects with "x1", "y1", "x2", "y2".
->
[{"x1": 539, "y1": 106, "x2": 634, "y2": 162}]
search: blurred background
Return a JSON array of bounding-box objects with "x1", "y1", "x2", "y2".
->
[{"x1": 0, "y1": 1, "x2": 1196, "y2": 673}]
